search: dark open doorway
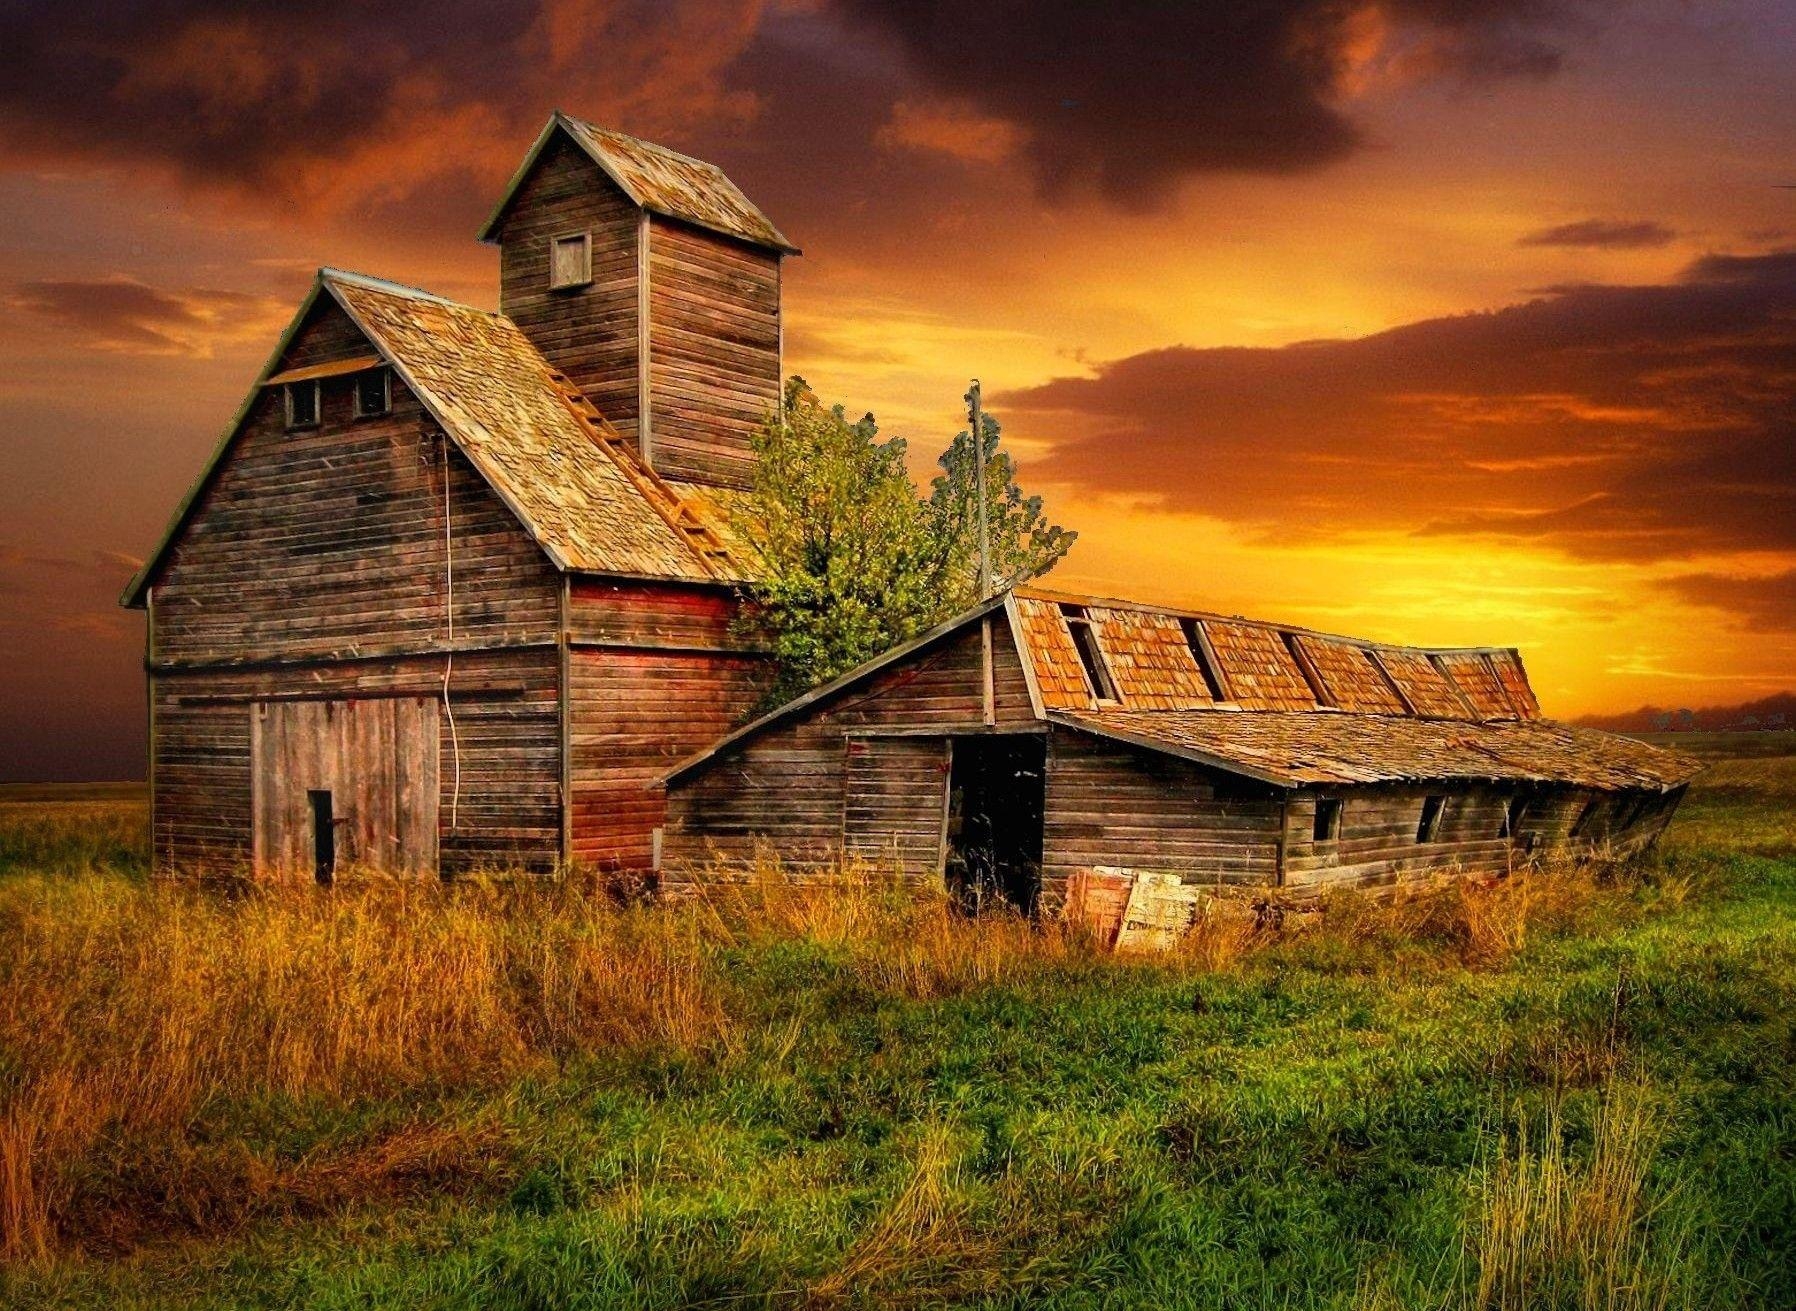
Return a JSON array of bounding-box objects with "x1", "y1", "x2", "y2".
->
[
  {"x1": 308, "y1": 789, "x2": 336, "y2": 885},
  {"x1": 945, "y1": 735, "x2": 1046, "y2": 914}
]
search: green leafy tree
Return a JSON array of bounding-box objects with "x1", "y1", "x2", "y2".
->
[
  {"x1": 924, "y1": 406, "x2": 1078, "y2": 606},
  {"x1": 733, "y1": 377, "x2": 1076, "y2": 703}
]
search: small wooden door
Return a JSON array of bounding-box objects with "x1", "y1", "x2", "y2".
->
[
  {"x1": 841, "y1": 735, "x2": 952, "y2": 877},
  {"x1": 252, "y1": 697, "x2": 440, "y2": 878}
]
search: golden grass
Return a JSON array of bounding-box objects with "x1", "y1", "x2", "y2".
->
[
  {"x1": 1467, "y1": 1082, "x2": 1690, "y2": 1311},
  {"x1": 0, "y1": 873, "x2": 726, "y2": 1263},
  {"x1": 0, "y1": 846, "x2": 1669, "y2": 1266}
]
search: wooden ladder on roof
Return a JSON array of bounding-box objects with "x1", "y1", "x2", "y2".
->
[{"x1": 545, "y1": 370, "x2": 736, "y2": 573}]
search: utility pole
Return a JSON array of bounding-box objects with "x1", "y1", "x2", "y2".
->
[{"x1": 967, "y1": 379, "x2": 991, "y2": 598}]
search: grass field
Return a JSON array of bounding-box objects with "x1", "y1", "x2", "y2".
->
[{"x1": 1, "y1": 743, "x2": 1793, "y2": 1309}]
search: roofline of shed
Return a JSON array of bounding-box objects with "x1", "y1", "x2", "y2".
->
[
  {"x1": 475, "y1": 111, "x2": 801, "y2": 254},
  {"x1": 1045, "y1": 711, "x2": 1299, "y2": 787},
  {"x1": 658, "y1": 592, "x2": 1016, "y2": 786},
  {"x1": 1014, "y1": 584, "x2": 1524, "y2": 661}
]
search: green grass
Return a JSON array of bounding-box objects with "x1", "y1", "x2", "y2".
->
[{"x1": 3, "y1": 742, "x2": 1794, "y2": 1309}]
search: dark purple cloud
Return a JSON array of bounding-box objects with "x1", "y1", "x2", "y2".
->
[
  {"x1": 0, "y1": 0, "x2": 1607, "y2": 216},
  {"x1": 1003, "y1": 250, "x2": 1796, "y2": 564},
  {"x1": 1657, "y1": 570, "x2": 1796, "y2": 633},
  {"x1": 831, "y1": 0, "x2": 1604, "y2": 205},
  {"x1": 8, "y1": 277, "x2": 280, "y2": 353},
  {"x1": 1519, "y1": 218, "x2": 1678, "y2": 248}
]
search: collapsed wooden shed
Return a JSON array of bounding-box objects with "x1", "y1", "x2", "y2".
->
[
  {"x1": 660, "y1": 589, "x2": 1702, "y2": 904},
  {"x1": 123, "y1": 112, "x2": 794, "y2": 876}
]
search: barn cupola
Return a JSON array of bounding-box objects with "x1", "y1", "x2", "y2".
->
[{"x1": 479, "y1": 111, "x2": 798, "y2": 490}]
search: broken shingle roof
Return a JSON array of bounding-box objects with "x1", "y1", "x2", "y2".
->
[
  {"x1": 479, "y1": 111, "x2": 798, "y2": 253},
  {"x1": 1011, "y1": 589, "x2": 1541, "y2": 724},
  {"x1": 1053, "y1": 708, "x2": 1704, "y2": 792}
]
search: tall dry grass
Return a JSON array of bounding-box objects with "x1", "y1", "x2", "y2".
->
[
  {"x1": 0, "y1": 849, "x2": 1660, "y2": 1265},
  {"x1": 0, "y1": 873, "x2": 726, "y2": 1263},
  {"x1": 1466, "y1": 1082, "x2": 1691, "y2": 1311},
  {"x1": 688, "y1": 848, "x2": 1087, "y2": 998}
]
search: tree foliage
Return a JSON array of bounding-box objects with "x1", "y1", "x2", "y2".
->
[{"x1": 733, "y1": 377, "x2": 1077, "y2": 703}]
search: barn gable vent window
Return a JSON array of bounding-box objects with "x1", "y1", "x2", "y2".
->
[
  {"x1": 284, "y1": 380, "x2": 320, "y2": 430},
  {"x1": 1417, "y1": 795, "x2": 1447, "y2": 843},
  {"x1": 353, "y1": 367, "x2": 391, "y2": 419},
  {"x1": 1059, "y1": 605, "x2": 1119, "y2": 703},
  {"x1": 549, "y1": 232, "x2": 593, "y2": 289},
  {"x1": 1179, "y1": 618, "x2": 1228, "y2": 701},
  {"x1": 1313, "y1": 797, "x2": 1342, "y2": 843}
]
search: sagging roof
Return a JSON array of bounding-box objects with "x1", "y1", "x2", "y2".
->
[
  {"x1": 1012, "y1": 588, "x2": 1539, "y2": 721},
  {"x1": 1055, "y1": 709, "x2": 1702, "y2": 792},
  {"x1": 478, "y1": 111, "x2": 799, "y2": 254},
  {"x1": 662, "y1": 585, "x2": 1700, "y2": 794},
  {"x1": 123, "y1": 270, "x2": 742, "y2": 605}
]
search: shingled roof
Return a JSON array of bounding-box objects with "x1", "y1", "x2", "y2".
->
[
  {"x1": 123, "y1": 269, "x2": 743, "y2": 605},
  {"x1": 1055, "y1": 709, "x2": 1702, "y2": 791},
  {"x1": 664, "y1": 586, "x2": 1701, "y2": 793},
  {"x1": 478, "y1": 111, "x2": 799, "y2": 253},
  {"x1": 1012, "y1": 589, "x2": 1538, "y2": 721}
]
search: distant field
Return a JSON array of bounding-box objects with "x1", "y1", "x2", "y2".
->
[
  {"x1": 1635, "y1": 729, "x2": 1796, "y2": 758},
  {"x1": 1, "y1": 736, "x2": 1792, "y2": 1308}
]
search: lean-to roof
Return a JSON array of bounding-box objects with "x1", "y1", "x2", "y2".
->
[{"x1": 1054, "y1": 708, "x2": 1702, "y2": 792}]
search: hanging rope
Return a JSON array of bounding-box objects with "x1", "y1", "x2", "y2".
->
[{"x1": 440, "y1": 436, "x2": 462, "y2": 829}]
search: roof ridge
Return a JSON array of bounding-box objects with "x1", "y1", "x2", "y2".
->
[
  {"x1": 1013, "y1": 583, "x2": 1515, "y2": 657},
  {"x1": 556, "y1": 111, "x2": 719, "y2": 172},
  {"x1": 318, "y1": 267, "x2": 490, "y2": 312}
]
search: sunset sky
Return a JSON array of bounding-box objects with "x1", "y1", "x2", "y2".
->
[{"x1": 2, "y1": 0, "x2": 1794, "y2": 779}]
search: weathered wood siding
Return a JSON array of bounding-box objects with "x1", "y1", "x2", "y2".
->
[
  {"x1": 662, "y1": 617, "x2": 1036, "y2": 885},
  {"x1": 146, "y1": 299, "x2": 564, "y2": 873},
  {"x1": 647, "y1": 216, "x2": 780, "y2": 488},
  {"x1": 843, "y1": 736, "x2": 950, "y2": 876},
  {"x1": 566, "y1": 578, "x2": 771, "y2": 870},
  {"x1": 1281, "y1": 784, "x2": 1517, "y2": 892},
  {"x1": 495, "y1": 132, "x2": 644, "y2": 447},
  {"x1": 150, "y1": 649, "x2": 561, "y2": 874},
  {"x1": 1041, "y1": 730, "x2": 1283, "y2": 897},
  {"x1": 151, "y1": 300, "x2": 561, "y2": 665}
]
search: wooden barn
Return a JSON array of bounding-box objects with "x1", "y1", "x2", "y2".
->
[
  {"x1": 123, "y1": 111, "x2": 795, "y2": 877},
  {"x1": 660, "y1": 589, "x2": 1702, "y2": 905}
]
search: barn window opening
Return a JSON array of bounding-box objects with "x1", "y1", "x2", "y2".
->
[
  {"x1": 1313, "y1": 797, "x2": 1342, "y2": 842},
  {"x1": 1570, "y1": 796, "x2": 1602, "y2": 838},
  {"x1": 1060, "y1": 605, "x2": 1119, "y2": 702},
  {"x1": 1282, "y1": 632, "x2": 1335, "y2": 707},
  {"x1": 549, "y1": 232, "x2": 592, "y2": 289},
  {"x1": 1500, "y1": 795, "x2": 1528, "y2": 839},
  {"x1": 1179, "y1": 618, "x2": 1228, "y2": 700},
  {"x1": 285, "y1": 380, "x2": 320, "y2": 430},
  {"x1": 1417, "y1": 795, "x2": 1447, "y2": 843},
  {"x1": 308, "y1": 789, "x2": 336, "y2": 885},
  {"x1": 353, "y1": 367, "x2": 390, "y2": 418}
]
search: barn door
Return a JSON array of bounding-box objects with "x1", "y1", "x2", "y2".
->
[
  {"x1": 252, "y1": 698, "x2": 440, "y2": 878},
  {"x1": 841, "y1": 735, "x2": 952, "y2": 878}
]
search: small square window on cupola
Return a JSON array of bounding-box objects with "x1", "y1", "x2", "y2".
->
[
  {"x1": 549, "y1": 232, "x2": 592, "y2": 289},
  {"x1": 284, "y1": 380, "x2": 320, "y2": 430},
  {"x1": 353, "y1": 367, "x2": 391, "y2": 419}
]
